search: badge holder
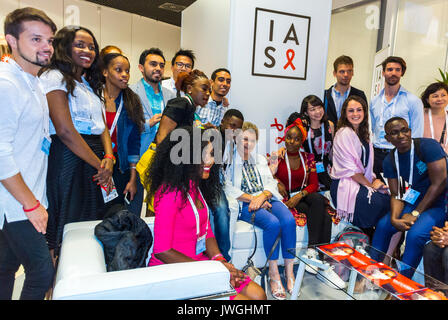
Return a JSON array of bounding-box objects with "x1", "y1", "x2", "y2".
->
[{"x1": 101, "y1": 178, "x2": 119, "y2": 203}]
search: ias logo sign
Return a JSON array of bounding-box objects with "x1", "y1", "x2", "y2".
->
[{"x1": 251, "y1": 8, "x2": 311, "y2": 80}]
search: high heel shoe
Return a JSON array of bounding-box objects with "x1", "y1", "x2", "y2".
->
[
  {"x1": 269, "y1": 278, "x2": 286, "y2": 300},
  {"x1": 283, "y1": 271, "x2": 295, "y2": 295}
]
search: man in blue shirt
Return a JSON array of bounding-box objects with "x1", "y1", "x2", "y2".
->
[
  {"x1": 197, "y1": 68, "x2": 232, "y2": 127},
  {"x1": 370, "y1": 56, "x2": 424, "y2": 181},
  {"x1": 130, "y1": 48, "x2": 175, "y2": 157},
  {"x1": 371, "y1": 117, "x2": 447, "y2": 278}
]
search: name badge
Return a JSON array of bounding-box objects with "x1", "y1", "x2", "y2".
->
[
  {"x1": 316, "y1": 162, "x2": 325, "y2": 173},
  {"x1": 41, "y1": 136, "x2": 51, "y2": 155},
  {"x1": 196, "y1": 234, "x2": 207, "y2": 255},
  {"x1": 74, "y1": 119, "x2": 92, "y2": 135},
  {"x1": 402, "y1": 188, "x2": 420, "y2": 205}
]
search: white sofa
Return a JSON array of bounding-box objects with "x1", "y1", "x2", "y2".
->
[
  {"x1": 52, "y1": 217, "x2": 236, "y2": 300},
  {"x1": 228, "y1": 192, "x2": 350, "y2": 270}
]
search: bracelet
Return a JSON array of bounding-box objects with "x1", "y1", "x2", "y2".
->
[
  {"x1": 104, "y1": 154, "x2": 116, "y2": 164},
  {"x1": 130, "y1": 166, "x2": 136, "y2": 170},
  {"x1": 23, "y1": 200, "x2": 40, "y2": 213},
  {"x1": 211, "y1": 253, "x2": 226, "y2": 262}
]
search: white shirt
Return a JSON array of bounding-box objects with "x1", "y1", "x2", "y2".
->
[
  {"x1": 0, "y1": 60, "x2": 49, "y2": 228},
  {"x1": 39, "y1": 69, "x2": 105, "y2": 135},
  {"x1": 161, "y1": 77, "x2": 184, "y2": 97}
]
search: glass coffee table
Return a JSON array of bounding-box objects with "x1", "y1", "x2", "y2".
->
[{"x1": 287, "y1": 241, "x2": 448, "y2": 300}]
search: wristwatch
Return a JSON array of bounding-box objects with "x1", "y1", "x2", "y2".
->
[{"x1": 411, "y1": 210, "x2": 420, "y2": 218}]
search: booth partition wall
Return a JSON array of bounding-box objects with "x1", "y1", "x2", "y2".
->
[{"x1": 326, "y1": 0, "x2": 448, "y2": 102}]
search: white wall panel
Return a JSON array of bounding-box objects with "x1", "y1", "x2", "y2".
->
[
  {"x1": 19, "y1": 0, "x2": 63, "y2": 30},
  {"x1": 63, "y1": 0, "x2": 101, "y2": 45}
]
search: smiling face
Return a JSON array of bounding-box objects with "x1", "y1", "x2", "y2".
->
[
  {"x1": 236, "y1": 129, "x2": 257, "y2": 159},
  {"x1": 385, "y1": 119, "x2": 412, "y2": 152},
  {"x1": 71, "y1": 29, "x2": 96, "y2": 70},
  {"x1": 187, "y1": 77, "x2": 210, "y2": 107},
  {"x1": 103, "y1": 55, "x2": 130, "y2": 90},
  {"x1": 211, "y1": 71, "x2": 231, "y2": 98},
  {"x1": 7, "y1": 20, "x2": 54, "y2": 72},
  {"x1": 427, "y1": 88, "x2": 448, "y2": 110},
  {"x1": 346, "y1": 100, "x2": 364, "y2": 130},
  {"x1": 306, "y1": 103, "x2": 324, "y2": 123},
  {"x1": 139, "y1": 53, "x2": 165, "y2": 84},
  {"x1": 172, "y1": 55, "x2": 193, "y2": 81}
]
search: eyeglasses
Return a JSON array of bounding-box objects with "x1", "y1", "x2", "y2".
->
[
  {"x1": 386, "y1": 127, "x2": 411, "y2": 137},
  {"x1": 148, "y1": 61, "x2": 165, "y2": 68},
  {"x1": 175, "y1": 61, "x2": 192, "y2": 70}
]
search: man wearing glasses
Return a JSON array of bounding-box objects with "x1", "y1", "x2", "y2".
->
[
  {"x1": 371, "y1": 117, "x2": 447, "y2": 279},
  {"x1": 131, "y1": 48, "x2": 175, "y2": 156},
  {"x1": 162, "y1": 49, "x2": 196, "y2": 97}
]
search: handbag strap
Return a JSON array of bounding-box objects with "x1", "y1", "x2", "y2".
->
[{"x1": 246, "y1": 211, "x2": 258, "y2": 261}]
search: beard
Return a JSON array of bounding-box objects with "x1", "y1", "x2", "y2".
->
[
  {"x1": 144, "y1": 70, "x2": 162, "y2": 84},
  {"x1": 385, "y1": 76, "x2": 400, "y2": 86},
  {"x1": 17, "y1": 43, "x2": 51, "y2": 68}
]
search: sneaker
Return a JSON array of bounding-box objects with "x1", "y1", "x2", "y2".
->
[
  {"x1": 301, "y1": 248, "x2": 321, "y2": 274},
  {"x1": 316, "y1": 263, "x2": 347, "y2": 289}
]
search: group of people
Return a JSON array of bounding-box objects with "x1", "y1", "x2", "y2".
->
[{"x1": 1, "y1": 6, "x2": 448, "y2": 301}]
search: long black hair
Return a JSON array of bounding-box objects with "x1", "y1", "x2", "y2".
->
[
  {"x1": 39, "y1": 25, "x2": 103, "y2": 99},
  {"x1": 101, "y1": 53, "x2": 145, "y2": 132},
  {"x1": 145, "y1": 126, "x2": 222, "y2": 210}
]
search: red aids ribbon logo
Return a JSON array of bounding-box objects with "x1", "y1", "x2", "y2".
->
[
  {"x1": 283, "y1": 49, "x2": 296, "y2": 70},
  {"x1": 271, "y1": 118, "x2": 285, "y2": 144},
  {"x1": 1, "y1": 54, "x2": 11, "y2": 63}
]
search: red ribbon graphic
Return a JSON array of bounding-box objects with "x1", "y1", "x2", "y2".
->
[{"x1": 283, "y1": 49, "x2": 296, "y2": 70}]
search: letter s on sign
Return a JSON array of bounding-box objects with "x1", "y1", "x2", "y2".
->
[{"x1": 264, "y1": 46, "x2": 276, "y2": 68}]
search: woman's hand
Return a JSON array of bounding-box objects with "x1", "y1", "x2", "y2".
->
[
  {"x1": 285, "y1": 193, "x2": 302, "y2": 209},
  {"x1": 93, "y1": 158, "x2": 113, "y2": 187},
  {"x1": 222, "y1": 262, "x2": 246, "y2": 288},
  {"x1": 248, "y1": 193, "x2": 268, "y2": 212},
  {"x1": 277, "y1": 180, "x2": 289, "y2": 200},
  {"x1": 123, "y1": 179, "x2": 137, "y2": 201}
]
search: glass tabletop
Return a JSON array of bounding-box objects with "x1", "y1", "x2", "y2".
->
[{"x1": 287, "y1": 240, "x2": 448, "y2": 300}]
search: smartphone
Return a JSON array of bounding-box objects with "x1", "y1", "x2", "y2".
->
[{"x1": 124, "y1": 192, "x2": 131, "y2": 205}]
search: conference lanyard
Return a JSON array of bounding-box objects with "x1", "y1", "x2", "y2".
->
[
  {"x1": 285, "y1": 151, "x2": 307, "y2": 192},
  {"x1": 102, "y1": 93, "x2": 124, "y2": 137},
  {"x1": 8, "y1": 60, "x2": 50, "y2": 138},
  {"x1": 186, "y1": 188, "x2": 209, "y2": 238},
  {"x1": 428, "y1": 109, "x2": 448, "y2": 146},
  {"x1": 307, "y1": 124, "x2": 325, "y2": 162},
  {"x1": 380, "y1": 93, "x2": 398, "y2": 128},
  {"x1": 394, "y1": 140, "x2": 415, "y2": 196}
]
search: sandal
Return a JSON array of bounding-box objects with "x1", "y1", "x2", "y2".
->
[
  {"x1": 269, "y1": 278, "x2": 286, "y2": 300},
  {"x1": 283, "y1": 271, "x2": 295, "y2": 295}
]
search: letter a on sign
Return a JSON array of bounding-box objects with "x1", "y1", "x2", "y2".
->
[{"x1": 283, "y1": 23, "x2": 299, "y2": 45}]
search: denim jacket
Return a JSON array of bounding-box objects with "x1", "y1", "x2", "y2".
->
[{"x1": 114, "y1": 92, "x2": 141, "y2": 172}]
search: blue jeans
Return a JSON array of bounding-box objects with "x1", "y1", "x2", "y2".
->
[
  {"x1": 210, "y1": 189, "x2": 231, "y2": 262},
  {"x1": 239, "y1": 198, "x2": 296, "y2": 260},
  {"x1": 0, "y1": 218, "x2": 54, "y2": 300},
  {"x1": 371, "y1": 202, "x2": 447, "y2": 278}
]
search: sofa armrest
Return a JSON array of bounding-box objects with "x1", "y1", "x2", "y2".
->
[{"x1": 53, "y1": 260, "x2": 232, "y2": 300}]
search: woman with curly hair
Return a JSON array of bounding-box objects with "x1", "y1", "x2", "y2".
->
[
  {"x1": 101, "y1": 52, "x2": 145, "y2": 215},
  {"x1": 330, "y1": 95, "x2": 390, "y2": 230},
  {"x1": 39, "y1": 26, "x2": 114, "y2": 258},
  {"x1": 146, "y1": 126, "x2": 266, "y2": 300}
]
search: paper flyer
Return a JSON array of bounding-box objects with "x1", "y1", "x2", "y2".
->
[
  {"x1": 397, "y1": 288, "x2": 448, "y2": 300},
  {"x1": 356, "y1": 262, "x2": 425, "y2": 296},
  {"x1": 317, "y1": 242, "x2": 376, "y2": 269}
]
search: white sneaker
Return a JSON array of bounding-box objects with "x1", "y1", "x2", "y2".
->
[
  {"x1": 316, "y1": 263, "x2": 347, "y2": 289},
  {"x1": 301, "y1": 248, "x2": 321, "y2": 275}
]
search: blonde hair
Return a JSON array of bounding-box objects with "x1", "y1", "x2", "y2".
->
[{"x1": 242, "y1": 121, "x2": 259, "y2": 140}]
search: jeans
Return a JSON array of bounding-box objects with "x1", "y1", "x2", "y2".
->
[
  {"x1": 0, "y1": 219, "x2": 54, "y2": 300},
  {"x1": 239, "y1": 198, "x2": 296, "y2": 260},
  {"x1": 423, "y1": 241, "x2": 448, "y2": 285},
  {"x1": 371, "y1": 202, "x2": 447, "y2": 278},
  {"x1": 209, "y1": 189, "x2": 231, "y2": 262}
]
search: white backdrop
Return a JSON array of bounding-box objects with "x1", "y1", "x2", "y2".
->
[{"x1": 182, "y1": 0, "x2": 332, "y2": 153}]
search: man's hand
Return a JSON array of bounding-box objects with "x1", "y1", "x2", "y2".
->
[
  {"x1": 25, "y1": 204, "x2": 48, "y2": 234},
  {"x1": 148, "y1": 113, "x2": 162, "y2": 127},
  {"x1": 391, "y1": 216, "x2": 414, "y2": 232}
]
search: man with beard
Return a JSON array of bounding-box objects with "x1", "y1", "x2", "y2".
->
[
  {"x1": 197, "y1": 68, "x2": 232, "y2": 128},
  {"x1": 370, "y1": 56, "x2": 424, "y2": 180},
  {"x1": 130, "y1": 48, "x2": 175, "y2": 156},
  {"x1": 0, "y1": 7, "x2": 56, "y2": 300},
  {"x1": 323, "y1": 55, "x2": 367, "y2": 125}
]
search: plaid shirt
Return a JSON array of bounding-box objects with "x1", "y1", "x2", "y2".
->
[{"x1": 197, "y1": 98, "x2": 226, "y2": 127}]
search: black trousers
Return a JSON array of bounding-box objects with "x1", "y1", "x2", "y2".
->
[
  {"x1": 295, "y1": 192, "x2": 332, "y2": 246},
  {"x1": 373, "y1": 147, "x2": 391, "y2": 183},
  {"x1": 423, "y1": 241, "x2": 448, "y2": 285},
  {"x1": 0, "y1": 219, "x2": 54, "y2": 300}
]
